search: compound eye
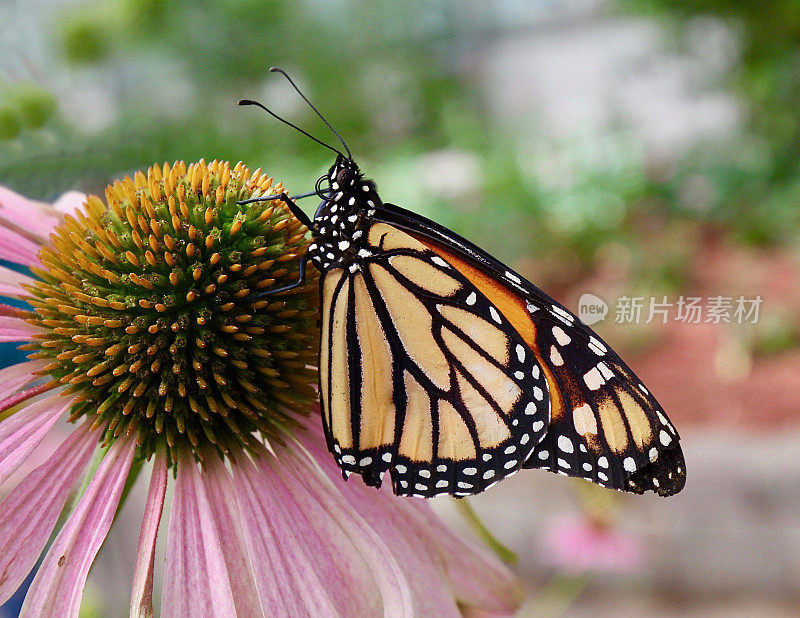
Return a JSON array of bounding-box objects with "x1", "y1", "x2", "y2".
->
[{"x1": 336, "y1": 168, "x2": 352, "y2": 185}]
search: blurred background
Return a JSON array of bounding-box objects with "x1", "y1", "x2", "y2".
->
[{"x1": 1, "y1": 0, "x2": 799, "y2": 615}]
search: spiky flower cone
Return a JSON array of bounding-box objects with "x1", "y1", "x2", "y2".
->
[{"x1": 21, "y1": 160, "x2": 318, "y2": 463}]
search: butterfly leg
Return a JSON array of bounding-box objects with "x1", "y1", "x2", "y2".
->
[
  {"x1": 247, "y1": 250, "x2": 311, "y2": 299},
  {"x1": 237, "y1": 191, "x2": 316, "y2": 230}
]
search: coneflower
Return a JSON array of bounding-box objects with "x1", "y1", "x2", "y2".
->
[{"x1": 0, "y1": 163, "x2": 523, "y2": 617}]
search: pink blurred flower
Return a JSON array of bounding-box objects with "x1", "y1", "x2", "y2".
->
[
  {"x1": 541, "y1": 514, "x2": 643, "y2": 575},
  {"x1": 0, "y1": 183, "x2": 523, "y2": 617}
]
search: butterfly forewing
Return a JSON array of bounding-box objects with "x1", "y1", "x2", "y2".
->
[
  {"x1": 373, "y1": 204, "x2": 686, "y2": 497},
  {"x1": 318, "y1": 222, "x2": 550, "y2": 497}
]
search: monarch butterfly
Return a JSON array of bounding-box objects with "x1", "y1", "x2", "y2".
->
[{"x1": 240, "y1": 68, "x2": 686, "y2": 499}]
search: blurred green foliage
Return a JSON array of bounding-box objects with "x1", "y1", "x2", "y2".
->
[{"x1": 621, "y1": 0, "x2": 800, "y2": 245}]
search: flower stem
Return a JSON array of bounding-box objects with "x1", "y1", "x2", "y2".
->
[
  {"x1": 529, "y1": 572, "x2": 593, "y2": 617},
  {"x1": 454, "y1": 498, "x2": 517, "y2": 564}
]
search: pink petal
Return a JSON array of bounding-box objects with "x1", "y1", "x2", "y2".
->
[
  {"x1": 130, "y1": 448, "x2": 168, "y2": 618},
  {"x1": 21, "y1": 436, "x2": 136, "y2": 617},
  {"x1": 0, "y1": 228, "x2": 41, "y2": 266},
  {"x1": 417, "y1": 505, "x2": 525, "y2": 614},
  {"x1": 232, "y1": 443, "x2": 414, "y2": 617},
  {"x1": 51, "y1": 192, "x2": 87, "y2": 218},
  {"x1": 0, "y1": 359, "x2": 48, "y2": 402},
  {"x1": 199, "y1": 456, "x2": 262, "y2": 617},
  {"x1": 0, "y1": 264, "x2": 35, "y2": 298},
  {"x1": 297, "y1": 421, "x2": 523, "y2": 615},
  {"x1": 0, "y1": 315, "x2": 38, "y2": 342},
  {"x1": 0, "y1": 186, "x2": 61, "y2": 239},
  {"x1": 161, "y1": 451, "x2": 238, "y2": 618},
  {"x1": 0, "y1": 422, "x2": 97, "y2": 604},
  {"x1": 0, "y1": 394, "x2": 72, "y2": 487}
]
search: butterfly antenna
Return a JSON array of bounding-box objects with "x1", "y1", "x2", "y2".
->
[
  {"x1": 269, "y1": 66, "x2": 353, "y2": 160},
  {"x1": 238, "y1": 99, "x2": 346, "y2": 159}
]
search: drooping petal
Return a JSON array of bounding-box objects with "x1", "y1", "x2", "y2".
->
[
  {"x1": 415, "y1": 504, "x2": 525, "y2": 614},
  {"x1": 0, "y1": 423, "x2": 96, "y2": 604},
  {"x1": 0, "y1": 264, "x2": 35, "y2": 298},
  {"x1": 296, "y1": 420, "x2": 524, "y2": 616},
  {"x1": 0, "y1": 315, "x2": 38, "y2": 342},
  {"x1": 232, "y1": 442, "x2": 414, "y2": 617},
  {"x1": 161, "y1": 451, "x2": 238, "y2": 618},
  {"x1": 0, "y1": 186, "x2": 62, "y2": 239},
  {"x1": 0, "y1": 359, "x2": 48, "y2": 402},
  {"x1": 0, "y1": 394, "x2": 72, "y2": 487},
  {"x1": 0, "y1": 228, "x2": 42, "y2": 266},
  {"x1": 130, "y1": 448, "x2": 168, "y2": 618},
  {"x1": 51, "y1": 192, "x2": 87, "y2": 218},
  {"x1": 200, "y1": 456, "x2": 263, "y2": 618},
  {"x1": 20, "y1": 435, "x2": 136, "y2": 618}
]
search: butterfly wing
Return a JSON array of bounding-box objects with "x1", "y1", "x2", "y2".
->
[
  {"x1": 318, "y1": 221, "x2": 551, "y2": 497},
  {"x1": 372, "y1": 203, "x2": 685, "y2": 496}
]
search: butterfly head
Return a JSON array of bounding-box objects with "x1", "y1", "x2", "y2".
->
[{"x1": 308, "y1": 157, "x2": 382, "y2": 271}]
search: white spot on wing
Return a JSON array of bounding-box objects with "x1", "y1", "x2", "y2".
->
[{"x1": 552, "y1": 325, "x2": 572, "y2": 346}]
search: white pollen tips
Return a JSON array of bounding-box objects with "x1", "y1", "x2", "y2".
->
[
  {"x1": 583, "y1": 367, "x2": 604, "y2": 391},
  {"x1": 463, "y1": 467, "x2": 477, "y2": 476},
  {"x1": 359, "y1": 456, "x2": 373, "y2": 466},
  {"x1": 466, "y1": 292, "x2": 477, "y2": 305},
  {"x1": 660, "y1": 430, "x2": 672, "y2": 446},
  {"x1": 483, "y1": 470, "x2": 496, "y2": 480},
  {"x1": 550, "y1": 346, "x2": 564, "y2": 366},
  {"x1": 552, "y1": 325, "x2": 572, "y2": 346},
  {"x1": 623, "y1": 457, "x2": 636, "y2": 473},
  {"x1": 382, "y1": 452, "x2": 392, "y2": 462},
  {"x1": 516, "y1": 344, "x2": 526, "y2": 362},
  {"x1": 558, "y1": 435, "x2": 574, "y2": 454},
  {"x1": 597, "y1": 456, "x2": 609, "y2": 468},
  {"x1": 489, "y1": 307, "x2": 502, "y2": 324},
  {"x1": 338, "y1": 240, "x2": 351, "y2": 250}
]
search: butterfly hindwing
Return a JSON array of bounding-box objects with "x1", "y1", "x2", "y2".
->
[
  {"x1": 372, "y1": 204, "x2": 686, "y2": 496},
  {"x1": 318, "y1": 222, "x2": 550, "y2": 497}
]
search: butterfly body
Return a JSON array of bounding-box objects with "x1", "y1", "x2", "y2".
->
[{"x1": 298, "y1": 155, "x2": 686, "y2": 499}]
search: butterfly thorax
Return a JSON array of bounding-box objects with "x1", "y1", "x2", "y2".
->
[{"x1": 307, "y1": 157, "x2": 381, "y2": 272}]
